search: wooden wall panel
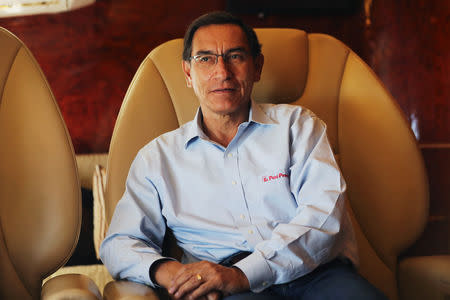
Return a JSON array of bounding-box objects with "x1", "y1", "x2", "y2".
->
[
  {"x1": 367, "y1": 0, "x2": 449, "y2": 144},
  {"x1": 365, "y1": 0, "x2": 449, "y2": 255}
]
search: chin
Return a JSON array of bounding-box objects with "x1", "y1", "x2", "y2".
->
[
  {"x1": 211, "y1": 102, "x2": 245, "y2": 115},
  {"x1": 211, "y1": 97, "x2": 248, "y2": 108}
]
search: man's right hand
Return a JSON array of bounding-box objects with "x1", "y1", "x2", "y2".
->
[
  {"x1": 153, "y1": 260, "x2": 221, "y2": 299},
  {"x1": 153, "y1": 260, "x2": 249, "y2": 300},
  {"x1": 153, "y1": 260, "x2": 184, "y2": 290}
]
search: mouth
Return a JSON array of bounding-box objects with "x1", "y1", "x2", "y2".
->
[{"x1": 211, "y1": 88, "x2": 236, "y2": 93}]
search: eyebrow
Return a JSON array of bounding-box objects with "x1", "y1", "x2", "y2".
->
[{"x1": 194, "y1": 47, "x2": 247, "y2": 56}]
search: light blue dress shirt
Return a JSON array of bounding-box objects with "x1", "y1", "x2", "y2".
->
[{"x1": 100, "y1": 102, "x2": 358, "y2": 292}]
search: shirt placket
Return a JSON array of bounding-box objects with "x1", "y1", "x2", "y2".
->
[{"x1": 224, "y1": 143, "x2": 264, "y2": 249}]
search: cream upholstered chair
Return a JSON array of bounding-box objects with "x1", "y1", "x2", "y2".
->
[
  {"x1": 0, "y1": 27, "x2": 101, "y2": 299},
  {"x1": 99, "y1": 28, "x2": 447, "y2": 300}
]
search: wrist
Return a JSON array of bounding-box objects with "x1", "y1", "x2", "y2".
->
[
  {"x1": 151, "y1": 259, "x2": 181, "y2": 288},
  {"x1": 231, "y1": 266, "x2": 250, "y2": 292}
]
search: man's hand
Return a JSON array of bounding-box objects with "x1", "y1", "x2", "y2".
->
[{"x1": 153, "y1": 260, "x2": 249, "y2": 300}]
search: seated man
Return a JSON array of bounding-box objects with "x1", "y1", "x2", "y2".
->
[{"x1": 100, "y1": 11, "x2": 388, "y2": 300}]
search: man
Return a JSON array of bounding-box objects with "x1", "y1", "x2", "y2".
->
[{"x1": 100, "y1": 11, "x2": 388, "y2": 300}]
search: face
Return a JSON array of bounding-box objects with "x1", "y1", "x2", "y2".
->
[{"x1": 182, "y1": 24, "x2": 263, "y2": 119}]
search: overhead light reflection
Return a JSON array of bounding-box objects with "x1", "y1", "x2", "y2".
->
[{"x1": 410, "y1": 113, "x2": 420, "y2": 140}]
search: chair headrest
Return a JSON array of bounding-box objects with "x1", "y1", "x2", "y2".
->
[{"x1": 253, "y1": 28, "x2": 308, "y2": 104}]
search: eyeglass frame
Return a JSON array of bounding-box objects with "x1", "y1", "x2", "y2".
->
[{"x1": 188, "y1": 48, "x2": 250, "y2": 68}]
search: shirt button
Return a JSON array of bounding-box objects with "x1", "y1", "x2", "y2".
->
[
  {"x1": 248, "y1": 229, "x2": 254, "y2": 234},
  {"x1": 262, "y1": 282, "x2": 268, "y2": 286},
  {"x1": 240, "y1": 214, "x2": 245, "y2": 220},
  {"x1": 232, "y1": 180, "x2": 237, "y2": 185},
  {"x1": 228, "y1": 153, "x2": 233, "y2": 158}
]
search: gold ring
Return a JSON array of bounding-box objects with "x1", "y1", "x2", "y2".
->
[{"x1": 196, "y1": 274, "x2": 202, "y2": 281}]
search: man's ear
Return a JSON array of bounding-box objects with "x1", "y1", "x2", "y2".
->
[
  {"x1": 253, "y1": 54, "x2": 264, "y2": 82},
  {"x1": 182, "y1": 60, "x2": 193, "y2": 88}
]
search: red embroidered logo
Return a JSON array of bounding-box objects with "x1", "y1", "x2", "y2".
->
[{"x1": 262, "y1": 172, "x2": 289, "y2": 183}]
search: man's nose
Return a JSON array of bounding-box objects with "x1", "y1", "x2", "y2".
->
[{"x1": 212, "y1": 56, "x2": 232, "y2": 79}]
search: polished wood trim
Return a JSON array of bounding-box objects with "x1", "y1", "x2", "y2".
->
[{"x1": 420, "y1": 144, "x2": 450, "y2": 149}]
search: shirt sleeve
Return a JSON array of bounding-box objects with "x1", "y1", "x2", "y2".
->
[
  {"x1": 235, "y1": 112, "x2": 349, "y2": 292},
  {"x1": 99, "y1": 151, "x2": 168, "y2": 287}
]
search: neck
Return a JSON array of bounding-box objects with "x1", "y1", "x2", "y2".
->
[{"x1": 201, "y1": 105, "x2": 250, "y2": 147}]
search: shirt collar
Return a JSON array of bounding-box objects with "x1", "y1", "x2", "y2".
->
[
  {"x1": 184, "y1": 100, "x2": 277, "y2": 149},
  {"x1": 249, "y1": 99, "x2": 277, "y2": 125}
]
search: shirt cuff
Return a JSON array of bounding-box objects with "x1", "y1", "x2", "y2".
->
[{"x1": 233, "y1": 251, "x2": 274, "y2": 292}]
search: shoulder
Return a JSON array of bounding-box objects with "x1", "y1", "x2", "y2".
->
[
  {"x1": 258, "y1": 102, "x2": 324, "y2": 127},
  {"x1": 137, "y1": 120, "x2": 194, "y2": 162}
]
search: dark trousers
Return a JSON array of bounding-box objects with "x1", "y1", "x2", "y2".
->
[{"x1": 224, "y1": 259, "x2": 389, "y2": 300}]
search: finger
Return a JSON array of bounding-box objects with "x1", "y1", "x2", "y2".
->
[
  {"x1": 187, "y1": 280, "x2": 220, "y2": 300},
  {"x1": 170, "y1": 261, "x2": 220, "y2": 298},
  {"x1": 172, "y1": 274, "x2": 205, "y2": 299},
  {"x1": 170, "y1": 262, "x2": 210, "y2": 295},
  {"x1": 168, "y1": 268, "x2": 192, "y2": 295},
  {"x1": 206, "y1": 291, "x2": 222, "y2": 300},
  {"x1": 170, "y1": 263, "x2": 202, "y2": 286}
]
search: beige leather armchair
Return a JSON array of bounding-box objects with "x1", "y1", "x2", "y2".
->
[
  {"x1": 0, "y1": 27, "x2": 101, "y2": 299},
  {"x1": 99, "y1": 28, "x2": 447, "y2": 299}
]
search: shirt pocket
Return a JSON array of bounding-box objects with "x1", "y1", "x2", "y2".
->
[{"x1": 247, "y1": 168, "x2": 297, "y2": 222}]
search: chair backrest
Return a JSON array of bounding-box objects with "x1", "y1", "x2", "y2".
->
[
  {"x1": 0, "y1": 27, "x2": 81, "y2": 299},
  {"x1": 104, "y1": 28, "x2": 428, "y2": 300}
]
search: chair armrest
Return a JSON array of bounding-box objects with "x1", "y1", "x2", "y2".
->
[
  {"x1": 398, "y1": 255, "x2": 450, "y2": 300},
  {"x1": 42, "y1": 273, "x2": 102, "y2": 300},
  {"x1": 103, "y1": 280, "x2": 161, "y2": 300}
]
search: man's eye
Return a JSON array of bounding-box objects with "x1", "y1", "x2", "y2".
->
[
  {"x1": 199, "y1": 55, "x2": 213, "y2": 63},
  {"x1": 229, "y1": 53, "x2": 243, "y2": 60}
]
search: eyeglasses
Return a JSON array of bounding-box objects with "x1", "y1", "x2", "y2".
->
[{"x1": 189, "y1": 51, "x2": 248, "y2": 69}]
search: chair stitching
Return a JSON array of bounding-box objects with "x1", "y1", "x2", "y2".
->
[
  {"x1": 335, "y1": 46, "x2": 350, "y2": 157},
  {"x1": 0, "y1": 216, "x2": 33, "y2": 297},
  {"x1": 0, "y1": 44, "x2": 21, "y2": 109}
]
